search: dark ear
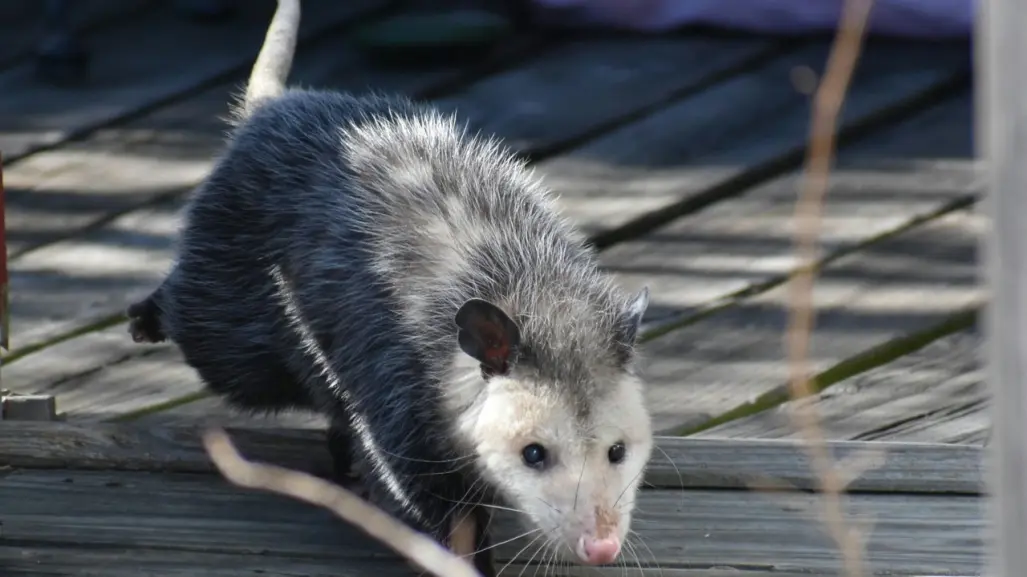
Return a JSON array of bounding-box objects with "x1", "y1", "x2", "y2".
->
[
  {"x1": 454, "y1": 298, "x2": 521, "y2": 375},
  {"x1": 614, "y1": 287, "x2": 650, "y2": 364}
]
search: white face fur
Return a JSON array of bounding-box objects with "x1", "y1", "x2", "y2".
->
[{"x1": 455, "y1": 369, "x2": 654, "y2": 566}]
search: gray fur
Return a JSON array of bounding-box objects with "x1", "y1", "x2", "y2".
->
[{"x1": 126, "y1": 0, "x2": 652, "y2": 565}]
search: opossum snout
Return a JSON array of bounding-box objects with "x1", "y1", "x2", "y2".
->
[
  {"x1": 571, "y1": 504, "x2": 623, "y2": 565},
  {"x1": 576, "y1": 534, "x2": 621, "y2": 565}
]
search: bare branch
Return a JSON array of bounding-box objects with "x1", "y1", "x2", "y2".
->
[
  {"x1": 784, "y1": 0, "x2": 878, "y2": 576},
  {"x1": 202, "y1": 427, "x2": 482, "y2": 577}
]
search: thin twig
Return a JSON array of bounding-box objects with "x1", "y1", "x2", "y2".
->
[
  {"x1": 785, "y1": 1, "x2": 877, "y2": 576},
  {"x1": 202, "y1": 427, "x2": 482, "y2": 577}
]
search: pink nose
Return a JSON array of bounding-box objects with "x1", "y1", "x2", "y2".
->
[{"x1": 579, "y1": 536, "x2": 621, "y2": 565}]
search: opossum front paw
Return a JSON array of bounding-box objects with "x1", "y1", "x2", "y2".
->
[
  {"x1": 450, "y1": 509, "x2": 497, "y2": 577},
  {"x1": 326, "y1": 424, "x2": 367, "y2": 496},
  {"x1": 473, "y1": 539, "x2": 497, "y2": 577},
  {"x1": 126, "y1": 298, "x2": 166, "y2": 343}
]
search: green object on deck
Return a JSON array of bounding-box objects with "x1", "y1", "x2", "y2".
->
[{"x1": 353, "y1": 10, "x2": 513, "y2": 66}]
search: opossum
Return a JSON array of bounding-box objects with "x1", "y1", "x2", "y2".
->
[{"x1": 126, "y1": 0, "x2": 655, "y2": 573}]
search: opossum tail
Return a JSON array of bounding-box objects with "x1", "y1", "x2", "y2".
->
[{"x1": 237, "y1": 0, "x2": 301, "y2": 117}]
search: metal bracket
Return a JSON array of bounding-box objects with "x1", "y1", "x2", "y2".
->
[{"x1": 0, "y1": 390, "x2": 57, "y2": 421}]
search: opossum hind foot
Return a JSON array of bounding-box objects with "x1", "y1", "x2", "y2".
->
[{"x1": 127, "y1": 295, "x2": 166, "y2": 344}]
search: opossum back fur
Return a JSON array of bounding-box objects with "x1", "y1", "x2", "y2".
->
[{"x1": 151, "y1": 89, "x2": 651, "y2": 539}]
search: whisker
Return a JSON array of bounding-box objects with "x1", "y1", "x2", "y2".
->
[
  {"x1": 474, "y1": 527, "x2": 541, "y2": 556},
  {"x1": 376, "y1": 446, "x2": 476, "y2": 465},
  {"x1": 613, "y1": 465, "x2": 647, "y2": 509},
  {"x1": 536, "y1": 497, "x2": 562, "y2": 515},
  {"x1": 623, "y1": 536, "x2": 640, "y2": 574},
  {"x1": 573, "y1": 454, "x2": 587, "y2": 512},
  {"x1": 629, "y1": 529, "x2": 663, "y2": 577},
  {"x1": 497, "y1": 529, "x2": 548, "y2": 577},
  {"x1": 517, "y1": 534, "x2": 551, "y2": 577},
  {"x1": 538, "y1": 539, "x2": 558, "y2": 577},
  {"x1": 653, "y1": 444, "x2": 685, "y2": 492}
]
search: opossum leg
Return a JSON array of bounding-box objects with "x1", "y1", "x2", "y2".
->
[
  {"x1": 127, "y1": 292, "x2": 166, "y2": 344},
  {"x1": 325, "y1": 422, "x2": 365, "y2": 493},
  {"x1": 449, "y1": 509, "x2": 478, "y2": 559},
  {"x1": 449, "y1": 507, "x2": 496, "y2": 576},
  {"x1": 472, "y1": 507, "x2": 497, "y2": 577}
]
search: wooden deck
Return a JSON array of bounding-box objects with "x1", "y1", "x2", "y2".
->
[{"x1": 0, "y1": 0, "x2": 984, "y2": 575}]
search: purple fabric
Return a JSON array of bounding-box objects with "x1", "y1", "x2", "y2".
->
[{"x1": 530, "y1": 0, "x2": 976, "y2": 38}]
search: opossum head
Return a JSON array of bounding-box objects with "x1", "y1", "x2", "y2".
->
[{"x1": 450, "y1": 288, "x2": 653, "y2": 566}]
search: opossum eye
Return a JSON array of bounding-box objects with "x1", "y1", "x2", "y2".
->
[
  {"x1": 521, "y1": 443, "x2": 548, "y2": 469},
  {"x1": 607, "y1": 442, "x2": 626, "y2": 464}
]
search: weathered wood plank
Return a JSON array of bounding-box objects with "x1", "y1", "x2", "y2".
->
[
  {"x1": 0, "y1": 0, "x2": 387, "y2": 161},
  {"x1": 0, "y1": 468, "x2": 985, "y2": 576},
  {"x1": 100, "y1": 85, "x2": 974, "y2": 435},
  {"x1": 0, "y1": 545, "x2": 416, "y2": 577},
  {"x1": 640, "y1": 207, "x2": 984, "y2": 435},
  {"x1": 608, "y1": 89, "x2": 976, "y2": 325},
  {"x1": 0, "y1": 37, "x2": 791, "y2": 421},
  {"x1": 0, "y1": 547, "x2": 853, "y2": 577},
  {"x1": 132, "y1": 393, "x2": 328, "y2": 429},
  {"x1": 1, "y1": 35, "x2": 781, "y2": 348},
  {"x1": 3, "y1": 35, "x2": 780, "y2": 260},
  {"x1": 98, "y1": 72, "x2": 975, "y2": 430},
  {"x1": 2, "y1": 42, "x2": 972, "y2": 425},
  {"x1": 0, "y1": 0, "x2": 154, "y2": 71},
  {"x1": 539, "y1": 38, "x2": 970, "y2": 234},
  {"x1": 429, "y1": 35, "x2": 786, "y2": 156},
  {"x1": 702, "y1": 327, "x2": 989, "y2": 445},
  {"x1": 0, "y1": 422, "x2": 984, "y2": 493}
]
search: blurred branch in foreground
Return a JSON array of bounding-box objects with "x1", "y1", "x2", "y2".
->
[
  {"x1": 785, "y1": 1, "x2": 879, "y2": 577},
  {"x1": 203, "y1": 428, "x2": 482, "y2": 577}
]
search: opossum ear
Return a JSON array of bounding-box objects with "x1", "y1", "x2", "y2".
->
[
  {"x1": 614, "y1": 287, "x2": 650, "y2": 364},
  {"x1": 455, "y1": 299, "x2": 521, "y2": 376}
]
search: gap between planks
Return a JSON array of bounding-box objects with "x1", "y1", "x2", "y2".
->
[
  {"x1": 703, "y1": 323, "x2": 989, "y2": 446},
  {"x1": 0, "y1": 421, "x2": 984, "y2": 494}
]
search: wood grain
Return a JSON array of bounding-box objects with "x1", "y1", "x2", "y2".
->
[
  {"x1": 429, "y1": 35, "x2": 783, "y2": 155},
  {"x1": 639, "y1": 207, "x2": 984, "y2": 435},
  {"x1": 0, "y1": 0, "x2": 385, "y2": 161},
  {"x1": 0, "y1": 545, "x2": 416, "y2": 577},
  {"x1": 537, "y1": 38, "x2": 970, "y2": 234},
  {"x1": 2, "y1": 35, "x2": 783, "y2": 353},
  {"x1": 0, "y1": 422, "x2": 983, "y2": 493},
  {"x1": 0, "y1": 546, "x2": 875, "y2": 577},
  {"x1": 607, "y1": 89, "x2": 976, "y2": 326},
  {"x1": 2, "y1": 34, "x2": 778, "y2": 261},
  {"x1": 3, "y1": 40, "x2": 972, "y2": 426},
  {"x1": 66, "y1": 88, "x2": 976, "y2": 429},
  {"x1": 0, "y1": 467, "x2": 985, "y2": 576},
  {"x1": 703, "y1": 328, "x2": 989, "y2": 445}
]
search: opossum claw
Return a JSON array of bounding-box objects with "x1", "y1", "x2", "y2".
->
[{"x1": 127, "y1": 297, "x2": 166, "y2": 343}]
